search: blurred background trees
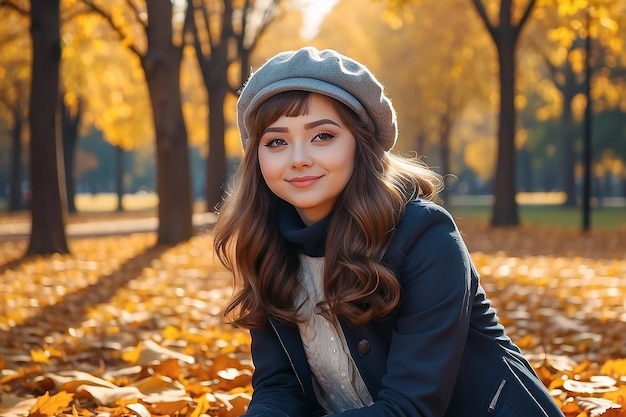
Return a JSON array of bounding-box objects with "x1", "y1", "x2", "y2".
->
[{"x1": 1, "y1": 0, "x2": 625, "y2": 254}]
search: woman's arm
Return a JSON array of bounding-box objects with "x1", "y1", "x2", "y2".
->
[{"x1": 243, "y1": 321, "x2": 316, "y2": 417}]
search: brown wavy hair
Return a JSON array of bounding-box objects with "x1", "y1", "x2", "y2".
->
[{"x1": 213, "y1": 91, "x2": 442, "y2": 329}]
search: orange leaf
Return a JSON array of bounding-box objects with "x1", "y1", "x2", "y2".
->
[
  {"x1": 28, "y1": 391, "x2": 74, "y2": 417},
  {"x1": 599, "y1": 408, "x2": 626, "y2": 417},
  {"x1": 150, "y1": 358, "x2": 185, "y2": 380}
]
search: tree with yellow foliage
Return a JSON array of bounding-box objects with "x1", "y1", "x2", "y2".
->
[
  {"x1": 523, "y1": 0, "x2": 626, "y2": 206},
  {"x1": 61, "y1": 12, "x2": 154, "y2": 212},
  {"x1": 1, "y1": 0, "x2": 76, "y2": 254},
  {"x1": 381, "y1": 0, "x2": 495, "y2": 203},
  {"x1": 78, "y1": 0, "x2": 194, "y2": 245},
  {"x1": 468, "y1": 0, "x2": 537, "y2": 226},
  {"x1": 314, "y1": 0, "x2": 494, "y2": 203},
  {"x1": 386, "y1": 0, "x2": 537, "y2": 226}
]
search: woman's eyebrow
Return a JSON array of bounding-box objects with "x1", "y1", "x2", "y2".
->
[
  {"x1": 304, "y1": 119, "x2": 341, "y2": 130},
  {"x1": 263, "y1": 126, "x2": 289, "y2": 134}
]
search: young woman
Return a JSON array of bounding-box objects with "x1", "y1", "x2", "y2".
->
[{"x1": 213, "y1": 47, "x2": 563, "y2": 417}]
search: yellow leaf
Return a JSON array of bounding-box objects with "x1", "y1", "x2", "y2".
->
[
  {"x1": 30, "y1": 349, "x2": 51, "y2": 365},
  {"x1": 602, "y1": 385, "x2": 626, "y2": 407},
  {"x1": 162, "y1": 325, "x2": 180, "y2": 340},
  {"x1": 70, "y1": 405, "x2": 89, "y2": 417},
  {"x1": 602, "y1": 359, "x2": 626, "y2": 378},
  {"x1": 189, "y1": 393, "x2": 212, "y2": 417},
  {"x1": 29, "y1": 391, "x2": 74, "y2": 417},
  {"x1": 122, "y1": 343, "x2": 143, "y2": 364}
]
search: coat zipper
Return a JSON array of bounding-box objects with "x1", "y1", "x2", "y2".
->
[
  {"x1": 269, "y1": 319, "x2": 307, "y2": 397},
  {"x1": 488, "y1": 379, "x2": 507, "y2": 413}
]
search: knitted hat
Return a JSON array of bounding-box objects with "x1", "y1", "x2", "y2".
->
[{"x1": 237, "y1": 47, "x2": 397, "y2": 151}]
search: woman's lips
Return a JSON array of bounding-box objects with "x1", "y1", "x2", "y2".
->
[{"x1": 287, "y1": 176, "x2": 322, "y2": 188}]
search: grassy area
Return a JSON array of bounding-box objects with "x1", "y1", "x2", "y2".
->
[{"x1": 448, "y1": 203, "x2": 626, "y2": 230}]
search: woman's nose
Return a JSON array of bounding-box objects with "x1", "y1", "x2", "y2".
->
[{"x1": 291, "y1": 142, "x2": 313, "y2": 167}]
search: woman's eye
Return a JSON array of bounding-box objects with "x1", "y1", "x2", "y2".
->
[
  {"x1": 264, "y1": 138, "x2": 287, "y2": 147},
  {"x1": 313, "y1": 132, "x2": 335, "y2": 142}
]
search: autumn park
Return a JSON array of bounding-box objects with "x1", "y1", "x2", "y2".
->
[{"x1": 1, "y1": 0, "x2": 625, "y2": 416}]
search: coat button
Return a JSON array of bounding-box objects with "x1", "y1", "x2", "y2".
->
[{"x1": 357, "y1": 339, "x2": 370, "y2": 355}]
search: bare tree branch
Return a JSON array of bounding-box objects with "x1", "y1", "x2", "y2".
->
[
  {"x1": 237, "y1": 0, "x2": 250, "y2": 52},
  {"x1": 247, "y1": 0, "x2": 280, "y2": 52},
  {"x1": 201, "y1": 0, "x2": 214, "y2": 53},
  {"x1": 188, "y1": 1, "x2": 206, "y2": 69},
  {"x1": 471, "y1": 0, "x2": 498, "y2": 40},
  {"x1": 181, "y1": 0, "x2": 194, "y2": 45},
  {"x1": 517, "y1": 0, "x2": 537, "y2": 30},
  {"x1": 61, "y1": 4, "x2": 94, "y2": 24}
]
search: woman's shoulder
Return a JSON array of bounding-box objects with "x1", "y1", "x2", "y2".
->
[
  {"x1": 385, "y1": 199, "x2": 461, "y2": 261},
  {"x1": 400, "y1": 198, "x2": 456, "y2": 229}
]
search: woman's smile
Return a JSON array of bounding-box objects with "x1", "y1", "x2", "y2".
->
[{"x1": 287, "y1": 175, "x2": 323, "y2": 188}]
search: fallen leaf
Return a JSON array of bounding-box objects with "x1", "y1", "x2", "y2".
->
[
  {"x1": 126, "y1": 403, "x2": 151, "y2": 417},
  {"x1": 29, "y1": 350, "x2": 50, "y2": 365},
  {"x1": 564, "y1": 376, "x2": 618, "y2": 394},
  {"x1": 28, "y1": 391, "x2": 73, "y2": 417}
]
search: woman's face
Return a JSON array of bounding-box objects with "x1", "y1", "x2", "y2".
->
[{"x1": 257, "y1": 94, "x2": 356, "y2": 226}]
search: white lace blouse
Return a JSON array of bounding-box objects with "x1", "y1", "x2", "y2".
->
[{"x1": 296, "y1": 255, "x2": 374, "y2": 413}]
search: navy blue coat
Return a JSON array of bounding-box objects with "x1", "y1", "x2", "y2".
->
[{"x1": 244, "y1": 200, "x2": 563, "y2": 416}]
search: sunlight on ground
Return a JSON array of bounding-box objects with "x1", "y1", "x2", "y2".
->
[
  {"x1": 75, "y1": 193, "x2": 159, "y2": 212},
  {"x1": 517, "y1": 191, "x2": 566, "y2": 204}
]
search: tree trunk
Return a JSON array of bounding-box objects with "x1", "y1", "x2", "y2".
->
[
  {"x1": 188, "y1": 0, "x2": 279, "y2": 212},
  {"x1": 206, "y1": 80, "x2": 228, "y2": 212},
  {"x1": 115, "y1": 145, "x2": 124, "y2": 212},
  {"x1": 490, "y1": 30, "x2": 520, "y2": 226},
  {"x1": 143, "y1": 1, "x2": 193, "y2": 245},
  {"x1": 559, "y1": 65, "x2": 580, "y2": 207},
  {"x1": 438, "y1": 113, "x2": 452, "y2": 205},
  {"x1": 8, "y1": 115, "x2": 23, "y2": 211},
  {"x1": 26, "y1": 0, "x2": 69, "y2": 255},
  {"x1": 471, "y1": 0, "x2": 536, "y2": 227},
  {"x1": 195, "y1": 6, "x2": 231, "y2": 213},
  {"x1": 560, "y1": 92, "x2": 577, "y2": 207},
  {"x1": 61, "y1": 97, "x2": 81, "y2": 213}
]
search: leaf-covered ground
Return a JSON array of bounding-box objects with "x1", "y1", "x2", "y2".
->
[{"x1": 1, "y1": 218, "x2": 625, "y2": 417}]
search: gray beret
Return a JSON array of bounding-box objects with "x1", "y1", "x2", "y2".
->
[{"x1": 237, "y1": 47, "x2": 397, "y2": 151}]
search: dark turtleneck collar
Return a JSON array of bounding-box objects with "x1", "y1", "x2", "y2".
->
[{"x1": 277, "y1": 202, "x2": 329, "y2": 257}]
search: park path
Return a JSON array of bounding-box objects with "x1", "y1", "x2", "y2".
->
[{"x1": 0, "y1": 211, "x2": 217, "y2": 240}]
